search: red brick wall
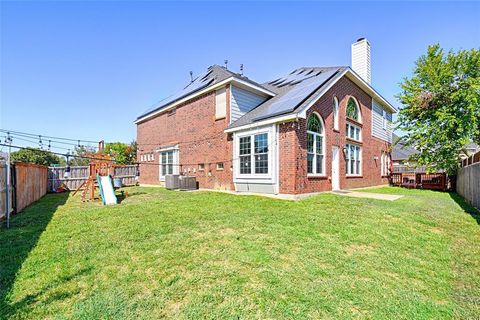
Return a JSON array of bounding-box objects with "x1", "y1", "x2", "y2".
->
[
  {"x1": 137, "y1": 76, "x2": 391, "y2": 194},
  {"x1": 136, "y1": 85, "x2": 234, "y2": 190},
  {"x1": 279, "y1": 76, "x2": 391, "y2": 194}
]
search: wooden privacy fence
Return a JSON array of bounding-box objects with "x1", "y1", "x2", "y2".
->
[
  {"x1": 13, "y1": 162, "x2": 48, "y2": 213},
  {"x1": 48, "y1": 165, "x2": 138, "y2": 191},
  {"x1": 457, "y1": 152, "x2": 480, "y2": 211},
  {"x1": 391, "y1": 172, "x2": 448, "y2": 191}
]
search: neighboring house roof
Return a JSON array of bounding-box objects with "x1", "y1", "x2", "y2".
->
[
  {"x1": 465, "y1": 143, "x2": 480, "y2": 152},
  {"x1": 135, "y1": 65, "x2": 273, "y2": 123},
  {"x1": 392, "y1": 134, "x2": 480, "y2": 161},
  {"x1": 391, "y1": 134, "x2": 419, "y2": 161}
]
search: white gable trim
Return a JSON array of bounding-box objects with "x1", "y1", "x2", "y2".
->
[
  {"x1": 344, "y1": 69, "x2": 397, "y2": 113},
  {"x1": 135, "y1": 77, "x2": 275, "y2": 124}
]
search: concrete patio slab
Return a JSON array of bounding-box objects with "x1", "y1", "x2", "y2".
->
[{"x1": 331, "y1": 190, "x2": 403, "y2": 201}]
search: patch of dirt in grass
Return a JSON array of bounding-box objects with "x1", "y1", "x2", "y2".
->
[
  {"x1": 429, "y1": 227, "x2": 444, "y2": 234},
  {"x1": 344, "y1": 244, "x2": 376, "y2": 256},
  {"x1": 219, "y1": 227, "x2": 236, "y2": 236},
  {"x1": 165, "y1": 301, "x2": 182, "y2": 316}
]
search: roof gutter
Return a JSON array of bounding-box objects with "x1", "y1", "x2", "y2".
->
[{"x1": 224, "y1": 113, "x2": 297, "y2": 133}]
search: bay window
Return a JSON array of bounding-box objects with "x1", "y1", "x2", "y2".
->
[
  {"x1": 239, "y1": 133, "x2": 269, "y2": 175},
  {"x1": 239, "y1": 136, "x2": 251, "y2": 174},
  {"x1": 254, "y1": 133, "x2": 268, "y2": 174},
  {"x1": 307, "y1": 113, "x2": 325, "y2": 175}
]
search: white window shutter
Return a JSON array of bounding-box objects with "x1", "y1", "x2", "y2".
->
[{"x1": 215, "y1": 87, "x2": 227, "y2": 119}]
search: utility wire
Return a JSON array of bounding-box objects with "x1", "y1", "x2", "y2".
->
[
  {"x1": 0, "y1": 144, "x2": 116, "y2": 162},
  {"x1": 1, "y1": 135, "x2": 74, "y2": 152},
  {"x1": 2, "y1": 131, "x2": 99, "y2": 149},
  {"x1": 0, "y1": 128, "x2": 100, "y2": 145}
]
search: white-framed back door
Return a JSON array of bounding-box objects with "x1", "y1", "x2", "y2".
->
[{"x1": 332, "y1": 146, "x2": 340, "y2": 190}]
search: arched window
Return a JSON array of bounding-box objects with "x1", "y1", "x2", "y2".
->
[
  {"x1": 333, "y1": 96, "x2": 339, "y2": 130},
  {"x1": 307, "y1": 113, "x2": 325, "y2": 175},
  {"x1": 346, "y1": 97, "x2": 360, "y2": 122},
  {"x1": 345, "y1": 97, "x2": 362, "y2": 176}
]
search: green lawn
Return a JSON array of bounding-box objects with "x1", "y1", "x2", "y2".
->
[{"x1": 1, "y1": 187, "x2": 479, "y2": 319}]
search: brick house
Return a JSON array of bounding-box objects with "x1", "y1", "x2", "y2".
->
[{"x1": 136, "y1": 38, "x2": 396, "y2": 195}]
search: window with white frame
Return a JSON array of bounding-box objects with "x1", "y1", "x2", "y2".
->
[
  {"x1": 346, "y1": 144, "x2": 361, "y2": 176},
  {"x1": 346, "y1": 122, "x2": 361, "y2": 141},
  {"x1": 381, "y1": 152, "x2": 390, "y2": 176},
  {"x1": 382, "y1": 110, "x2": 387, "y2": 130},
  {"x1": 239, "y1": 136, "x2": 251, "y2": 174},
  {"x1": 333, "y1": 96, "x2": 339, "y2": 130},
  {"x1": 381, "y1": 152, "x2": 385, "y2": 176},
  {"x1": 238, "y1": 133, "x2": 269, "y2": 175},
  {"x1": 254, "y1": 133, "x2": 268, "y2": 174},
  {"x1": 160, "y1": 150, "x2": 176, "y2": 178},
  {"x1": 307, "y1": 113, "x2": 325, "y2": 175}
]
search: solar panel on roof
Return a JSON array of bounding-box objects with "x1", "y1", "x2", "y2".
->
[
  {"x1": 138, "y1": 70, "x2": 215, "y2": 119},
  {"x1": 252, "y1": 68, "x2": 338, "y2": 121}
]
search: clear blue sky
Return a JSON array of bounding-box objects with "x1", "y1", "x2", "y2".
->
[{"x1": 1, "y1": 1, "x2": 479, "y2": 150}]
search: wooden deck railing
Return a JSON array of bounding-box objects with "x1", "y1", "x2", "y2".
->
[{"x1": 391, "y1": 172, "x2": 447, "y2": 191}]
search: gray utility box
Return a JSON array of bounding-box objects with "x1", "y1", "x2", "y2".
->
[
  {"x1": 165, "y1": 174, "x2": 180, "y2": 190},
  {"x1": 179, "y1": 176, "x2": 197, "y2": 190}
]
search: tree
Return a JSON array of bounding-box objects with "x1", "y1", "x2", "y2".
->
[
  {"x1": 10, "y1": 148, "x2": 65, "y2": 166},
  {"x1": 69, "y1": 145, "x2": 97, "y2": 166},
  {"x1": 105, "y1": 141, "x2": 137, "y2": 165},
  {"x1": 397, "y1": 44, "x2": 480, "y2": 174}
]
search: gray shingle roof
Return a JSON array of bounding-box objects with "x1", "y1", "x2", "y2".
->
[
  {"x1": 391, "y1": 134, "x2": 419, "y2": 161},
  {"x1": 226, "y1": 67, "x2": 346, "y2": 129},
  {"x1": 136, "y1": 65, "x2": 269, "y2": 121}
]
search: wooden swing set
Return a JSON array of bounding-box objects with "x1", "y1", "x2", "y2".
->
[{"x1": 72, "y1": 141, "x2": 115, "y2": 201}]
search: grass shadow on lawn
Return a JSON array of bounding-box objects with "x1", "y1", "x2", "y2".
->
[
  {"x1": 115, "y1": 189, "x2": 147, "y2": 204},
  {"x1": 449, "y1": 191, "x2": 480, "y2": 224},
  {"x1": 0, "y1": 192, "x2": 69, "y2": 318}
]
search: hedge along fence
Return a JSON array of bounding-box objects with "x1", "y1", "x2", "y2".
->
[
  {"x1": 14, "y1": 162, "x2": 48, "y2": 213},
  {"x1": 48, "y1": 165, "x2": 138, "y2": 191}
]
